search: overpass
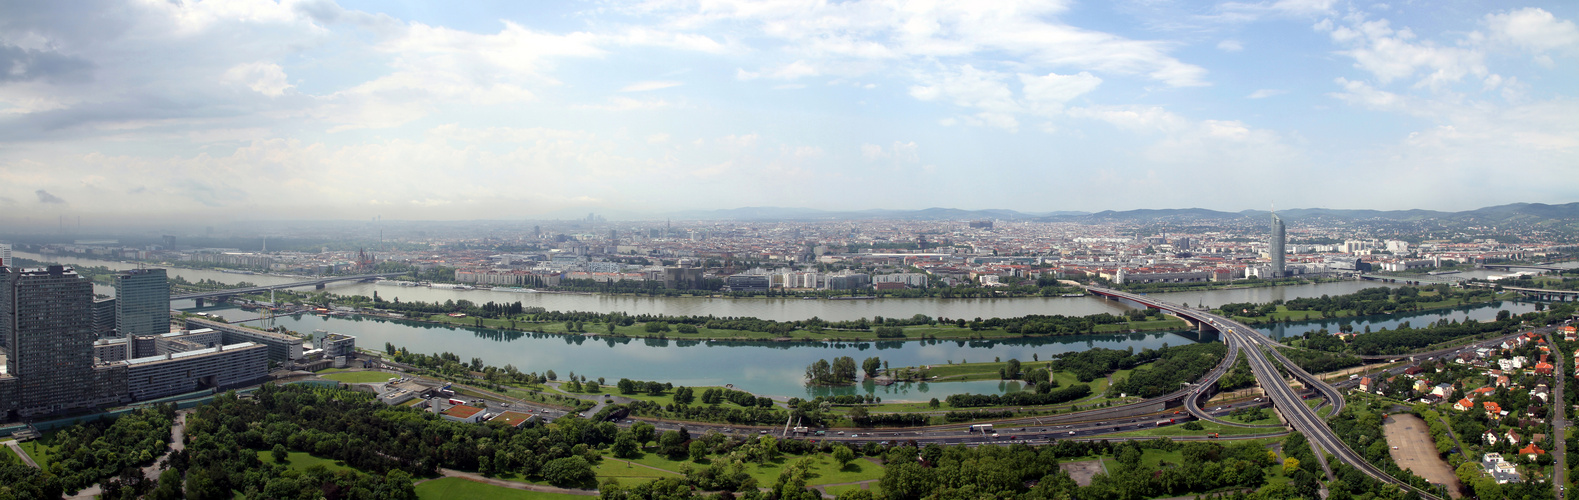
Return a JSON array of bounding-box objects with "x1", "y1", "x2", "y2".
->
[
  {"x1": 1085, "y1": 286, "x2": 1444, "y2": 499},
  {"x1": 1358, "y1": 273, "x2": 1466, "y2": 285},
  {"x1": 1465, "y1": 281, "x2": 1579, "y2": 301},
  {"x1": 170, "y1": 273, "x2": 407, "y2": 304},
  {"x1": 1481, "y1": 263, "x2": 1574, "y2": 273}
]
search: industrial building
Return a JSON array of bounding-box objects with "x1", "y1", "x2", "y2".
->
[
  {"x1": 184, "y1": 317, "x2": 304, "y2": 363},
  {"x1": 121, "y1": 342, "x2": 268, "y2": 401}
]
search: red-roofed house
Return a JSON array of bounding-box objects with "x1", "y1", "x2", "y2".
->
[
  {"x1": 1535, "y1": 362, "x2": 1555, "y2": 376},
  {"x1": 1484, "y1": 402, "x2": 1504, "y2": 419},
  {"x1": 1455, "y1": 398, "x2": 1476, "y2": 411},
  {"x1": 1519, "y1": 443, "x2": 1545, "y2": 460}
]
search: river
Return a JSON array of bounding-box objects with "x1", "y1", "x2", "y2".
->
[
  {"x1": 24, "y1": 251, "x2": 1396, "y2": 321},
  {"x1": 23, "y1": 250, "x2": 1530, "y2": 401},
  {"x1": 194, "y1": 302, "x2": 1194, "y2": 401}
]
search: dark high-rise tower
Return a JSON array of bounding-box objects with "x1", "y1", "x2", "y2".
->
[
  {"x1": 1270, "y1": 212, "x2": 1286, "y2": 278},
  {"x1": 113, "y1": 268, "x2": 169, "y2": 337},
  {"x1": 1, "y1": 265, "x2": 102, "y2": 416}
]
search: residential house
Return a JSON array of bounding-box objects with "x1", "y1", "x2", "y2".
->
[
  {"x1": 1519, "y1": 443, "x2": 1545, "y2": 460},
  {"x1": 1484, "y1": 401, "x2": 1505, "y2": 420},
  {"x1": 1482, "y1": 453, "x2": 1521, "y2": 484},
  {"x1": 1455, "y1": 398, "x2": 1476, "y2": 411}
]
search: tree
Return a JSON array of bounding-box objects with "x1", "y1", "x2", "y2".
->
[
  {"x1": 546, "y1": 370, "x2": 558, "y2": 381},
  {"x1": 928, "y1": 398, "x2": 940, "y2": 409},
  {"x1": 1283, "y1": 457, "x2": 1301, "y2": 474},
  {"x1": 831, "y1": 356, "x2": 858, "y2": 383},
  {"x1": 271, "y1": 443, "x2": 289, "y2": 464},
  {"x1": 542, "y1": 456, "x2": 595, "y2": 487},
  {"x1": 689, "y1": 441, "x2": 709, "y2": 462},
  {"x1": 862, "y1": 357, "x2": 882, "y2": 378},
  {"x1": 146, "y1": 469, "x2": 184, "y2": 500},
  {"x1": 1002, "y1": 359, "x2": 1022, "y2": 380},
  {"x1": 833, "y1": 445, "x2": 856, "y2": 468},
  {"x1": 613, "y1": 432, "x2": 640, "y2": 459},
  {"x1": 632, "y1": 422, "x2": 656, "y2": 447}
]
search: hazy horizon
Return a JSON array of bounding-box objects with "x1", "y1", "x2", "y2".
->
[{"x1": 2, "y1": 1, "x2": 1577, "y2": 225}]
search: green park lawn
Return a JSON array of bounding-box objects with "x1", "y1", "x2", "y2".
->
[
  {"x1": 415, "y1": 477, "x2": 590, "y2": 500},
  {"x1": 257, "y1": 450, "x2": 362, "y2": 474},
  {"x1": 319, "y1": 371, "x2": 401, "y2": 384},
  {"x1": 605, "y1": 451, "x2": 883, "y2": 487},
  {"x1": 740, "y1": 453, "x2": 885, "y2": 487},
  {"x1": 594, "y1": 458, "x2": 684, "y2": 484},
  {"x1": 823, "y1": 484, "x2": 882, "y2": 497},
  {"x1": 2, "y1": 444, "x2": 23, "y2": 465},
  {"x1": 17, "y1": 438, "x2": 57, "y2": 467},
  {"x1": 1104, "y1": 420, "x2": 1282, "y2": 438}
]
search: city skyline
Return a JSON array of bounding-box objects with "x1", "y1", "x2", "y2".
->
[{"x1": 1, "y1": 1, "x2": 1576, "y2": 224}]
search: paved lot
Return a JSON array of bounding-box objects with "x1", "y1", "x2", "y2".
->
[
  {"x1": 1383, "y1": 414, "x2": 1461, "y2": 498},
  {"x1": 1058, "y1": 459, "x2": 1106, "y2": 487}
]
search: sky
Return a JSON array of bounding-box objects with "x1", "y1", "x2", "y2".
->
[{"x1": 1, "y1": 0, "x2": 1576, "y2": 224}]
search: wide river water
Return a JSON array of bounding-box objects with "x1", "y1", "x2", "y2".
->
[{"x1": 19, "y1": 251, "x2": 1540, "y2": 400}]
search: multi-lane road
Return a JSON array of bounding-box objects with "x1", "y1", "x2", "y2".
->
[{"x1": 1085, "y1": 286, "x2": 1444, "y2": 500}]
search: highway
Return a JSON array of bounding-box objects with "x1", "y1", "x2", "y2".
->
[{"x1": 1084, "y1": 286, "x2": 1444, "y2": 500}]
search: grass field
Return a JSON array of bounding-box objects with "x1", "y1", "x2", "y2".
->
[
  {"x1": 17, "y1": 438, "x2": 56, "y2": 467},
  {"x1": 823, "y1": 483, "x2": 881, "y2": 497},
  {"x1": 1103, "y1": 419, "x2": 1283, "y2": 438},
  {"x1": 604, "y1": 451, "x2": 883, "y2": 487},
  {"x1": 257, "y1": 450, "x2": 361, "y2": 474},
  {"x1": 319, "y1": 371, "x2": 401, "y2": 384},
  {"x1": 594, "y1": 458, "x2": 685, "y2": 484},
  {"x1": 2, "y1": 444, "x2": 23, "y2": 465},
  {"x1": 415, "y1": 477, "x2": 591, "y2": 500}
]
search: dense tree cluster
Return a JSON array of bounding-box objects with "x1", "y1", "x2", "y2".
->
[
  {"x1": 806, "y1": 356, "x2": 860, "y2": 385},
  {"x1": 1275, "y1": 347, "x2": 1363, "y2": 373},
  {"x1": 0, "y1": 407, "x2": 173, "y2": 499},
  {"x1": 1106, "y1": 342, "x2": 1228, "y2": 398},
  {"x1": 943, "y1": 384, "x2": 1090, "y2": 408}
]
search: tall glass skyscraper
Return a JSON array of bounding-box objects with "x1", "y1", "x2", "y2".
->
[
  {"x1": 1270, "y1": 213, "x2": 1286, "y2": 278},
  {"x1": 113, "y1": 268, "x2": 169, "y2": 336}
]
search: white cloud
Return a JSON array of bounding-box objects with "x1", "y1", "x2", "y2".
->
[
  {"x1": 620, "y1": 80, "x2": 684, "y2": 92},
  {"x1": 737, "y1": 60, "x2": 820, "y2": 81},
  {"x1": 1483, "y1": 8, "x2": 1579, "y2": 53},
  {"x1": 1316, "y1": 12, "x2": 1485, "y2": 88},
  {"x1": 573, "y1": 97, "x2": 673, "y2": 111},
  {"x1": 632, "y1": 0, "x2": 1207, "y2": 87},
  {"x1": 1247, "y1": 89, "x2": 1286, "y2": 99},
  {"x1": 221, "y1": 62, "x2": 294, "y2": 97},
  {"x1": 1217, "y1": 40, "x2": 1244, "y2": 52},
  {"x1": 1019, "y1": 71, "x2": 1101, "y2": 114}
]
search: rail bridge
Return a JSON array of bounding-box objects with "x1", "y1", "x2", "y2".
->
[{"x1": 171, "y1": 273, "x2": 407, "y2": 306}]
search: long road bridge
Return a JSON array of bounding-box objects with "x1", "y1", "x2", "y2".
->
[
  {"x1": 1465, "y1": 281, "x2": 1579, "y2": 301},
  {"x1": 170, "y1": 273, "x2": 407, "y2": 304},
  {"x1": 1085, "y1": 286, "x2": 1445, "y2": 499},
  {"x1": 1480, "y1": 263, "x2": 1574, "y2": 273}
]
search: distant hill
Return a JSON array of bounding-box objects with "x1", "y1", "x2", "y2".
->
[
  {"x1": 655, "y1": 202, "x2": 1579, "y2": 223},
  {"x1": 661, "y1": 207, "x2": 1089, "y2": 221}
]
